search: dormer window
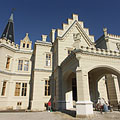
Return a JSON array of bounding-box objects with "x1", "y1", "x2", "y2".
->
[
  {"x1": 27, "y1": 44, "x2": 29, "y2": 48},
  {"x1": 23, "y1": 43, "x2": 25, "y2": 48},
  {"x1": 20, "y1": 33, "x2": 32, "y2": 49}
]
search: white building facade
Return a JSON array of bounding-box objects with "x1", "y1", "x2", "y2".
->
[{"x1": 0, "y1": 13, "x2": 120, "y2": 117}]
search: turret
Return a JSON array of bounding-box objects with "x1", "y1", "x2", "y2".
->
[{"x1": 1, "y1": 13, "x2": 15, "y2": 42}]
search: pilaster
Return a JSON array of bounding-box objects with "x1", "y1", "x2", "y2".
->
[{"x1": 76, "y1": 67, "x2": 93, "y2": 117}]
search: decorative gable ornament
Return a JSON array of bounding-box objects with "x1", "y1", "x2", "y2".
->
[{"x1": 73, "y1": 33, "x2": 81, "y2": 41}]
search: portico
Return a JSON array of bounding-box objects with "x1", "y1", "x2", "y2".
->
[{"x1": 54, "y1": 46, "x2": 120, "y2": 117}]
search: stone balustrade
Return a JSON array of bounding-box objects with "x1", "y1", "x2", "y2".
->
[{"x1": 80, "y1": 46, "x2": 120, "y2": 57}]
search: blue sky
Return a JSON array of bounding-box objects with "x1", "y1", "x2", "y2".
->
[{"x1": 0, "y1": 0, "x2": 120, "y2": 46}]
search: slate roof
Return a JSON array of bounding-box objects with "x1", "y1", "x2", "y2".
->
[{"x1": 1, "y1": 13, "x2": 14, "y2": 42}]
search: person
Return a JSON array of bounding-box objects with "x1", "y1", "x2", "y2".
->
[
  {"x1": 108, "y1": 101, "x2": 113, "y2": 112},
  {"x1": 97, "y1": 97, "x2": 104, "y2": 113},
  {"x1": 97, "y1": 97, "x2": 109, "y2": 113},
  {"x1": 48, "y1": 101, "x2": 51, "y2": 112}
]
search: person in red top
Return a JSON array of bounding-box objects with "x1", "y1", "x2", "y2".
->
[{"x1": 48, "y1": 101, "x2": 51, "y2": 112}]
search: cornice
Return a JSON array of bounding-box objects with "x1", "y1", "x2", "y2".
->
[
  {"x1": 0, "y1": 69, "x2": 30, "y2": 76},
  {"x1": 0, "y1": 44, "x2": 33, "y2": 54},
  {"x1": 35, "y1": 40, "x2": 52, "y2": 47},
  {"x1": 34, "y1": 69, "x2": 52, "y2": 72},
  {"x1": 75, "y1": 48, "x2": 120, "y2": 59},
  {"x1": 61, "y1": 47, "x2": 120, "y2": 68}
]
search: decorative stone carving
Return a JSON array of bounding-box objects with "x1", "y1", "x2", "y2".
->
[
  {"x1": 116, "y1": 43, "x2": 120, "y2": 51},
  {"x1": 73, "y1": 33, "x2": 81, "y2": 41}
]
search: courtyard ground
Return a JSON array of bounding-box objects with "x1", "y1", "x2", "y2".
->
[{"x1": 0, "y1": 111, "x2": 119, "y2": 120}]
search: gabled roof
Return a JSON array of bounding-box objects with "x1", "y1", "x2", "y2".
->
[
  {"x1": 56, "y1": 14, "x2": 95, "y2": 46},
  {"x1": 22, "y1": 33, "x2": 30, "y2": 42},
  {"x1": 1, "y1": 13, "x2": 15, "y2": 42}
]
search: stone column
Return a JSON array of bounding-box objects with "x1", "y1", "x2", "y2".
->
[
  {"x1": 106, "y1": 74, "x2": 120, "y2": 105},
  {"x1": 54, "y1": 66, "x2": 63, "y2": 110},
  {"x1": 76, "y1": 67, "x2": 93, "y2": 117}
]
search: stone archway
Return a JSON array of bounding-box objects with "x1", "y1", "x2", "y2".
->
[
  {"x1": 62, "y1": 72, "x2": 77, "y2": 109},
  {"x1": 88, "y1": 66, "x2": 120, "y2": 107}
]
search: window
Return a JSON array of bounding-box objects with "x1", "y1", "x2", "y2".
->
[
  {"x1": 24, "y1": 60, "x2": 29, "y2": 71},
  {"x1": 1, "y1": 81, "x2": 7, "y2": 96},
  {"x1": 6, "y1": 57, "x2": 10, "y2": 69},
  {"x1": 21, "y1": 83, "x2": 27, "y2": 96},
  {"x1": 18, "y1": 60, "x2": 29, "y2": 71},
  {"x1": 17, "y1": 102, "x2": 22, "y2": 106},
  {"x1": 46, "y1": 54, "x2": 51, "y2": 66},
  {"x1": 18, "y1": 60, "x2": 23, "y2": 71},
  {"x1": 45, "y1": 80, "x2": 50, "y2": 96},
  {"x1": 68, "y1": 49, "x2": 72, "y2": 55},
  {"x1": 15, "y1": 83, "x2": 21, "y2": 96},
  {"x1": 27, "y1": 44, "x2": 29, "y2": 48},
  {"x1": 14, "y1": 82, "x2": 27, "y2": 96},
  {"x1": 23, "y1": 43, "x2": 25, "y2": 48}
]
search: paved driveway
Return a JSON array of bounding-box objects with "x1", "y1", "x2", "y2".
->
[{"x1": 0, "y1": 111, "x2": 120, "y2": 120}]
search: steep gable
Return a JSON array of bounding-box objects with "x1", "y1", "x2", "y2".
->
[
  {"x1": 20, "y1": 33, "x2": 32, "y2": 50},
  {"x1": 56, "y1": 14, "x2": 95, "y2": 48}
]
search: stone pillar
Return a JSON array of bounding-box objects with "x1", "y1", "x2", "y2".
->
[
  {"x1": 76, "y1": 67, "x2": 93, "y2": 117},
  {"x1": 55, "y1": 66, "x2": 63, "y2": 110},
  {"x1": 106, "y1": 74, "x2": 120, "y2": 105}
]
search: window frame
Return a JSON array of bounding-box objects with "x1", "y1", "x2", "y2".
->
[
  {"x1": 21, "y1": 83, "x2": 27, "y2": 96},
  {"x1": 46, "y1": 53, "x2": 51, "y2": 67},
  {"x1": 14, "y1": 82, "x2": 21, "y2": 96},
  {"x1": 27, "y1": 44, "x2": 29, "y2": 48},
  {"x1": 1, "y1": 81, "x2": 7, "y2": 96},
  {"x1": 6, "y1": 57, "x2": 11, "y2": 70},
  {"x1": 24, "y1": 60, "x2": 29, "y2": 71},
  {"x1": 23, "y1": 43, "x2": 25, "y2": 48},
  {"x1": 18, "y1": 59, "x2": 29, "y2": 71},
  {"x1": 18, "y1": 60, "x2": 23, "y2": 71},
  {"x1": 14, "y1": 82, "x2": 27, "y2": 97},
  {"x1": 45, "y1": 80, "x2": 50, "y2": 96}
]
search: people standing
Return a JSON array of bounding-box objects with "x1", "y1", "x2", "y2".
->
[{"x1": 48, "y1": 101, "x2": 51, "y2": 112}]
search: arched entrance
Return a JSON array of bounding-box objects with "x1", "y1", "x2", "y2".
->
[
  {"x1": 88, "y1": 66, "x2": 120, "y2": 107},
  {"x1": 63, "y1": 72, "x2": 77, "y2": 109}
]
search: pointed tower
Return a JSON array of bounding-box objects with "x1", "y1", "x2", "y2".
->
[{"x1": 1, "y1": 13, "x2": 15, "y2": 42}]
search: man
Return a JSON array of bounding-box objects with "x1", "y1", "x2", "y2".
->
[
  {"x1": 97, "y1": 97, "x2": 105, "y2": 113},
  {"x1": 48, "y1": 101, "x2": 51, "y2": 112}
]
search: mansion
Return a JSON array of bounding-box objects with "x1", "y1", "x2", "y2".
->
[{"x1": 0, "y1": 13, "x2": 120, "y2": 117}]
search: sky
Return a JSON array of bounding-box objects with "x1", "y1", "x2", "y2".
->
[{"x1": 0, "y1": 0, "x2": 120, "y2": 46}]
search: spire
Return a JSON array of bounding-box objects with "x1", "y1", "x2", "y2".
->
[{"x1": 1, "y1": 12, "x2": 15, "y2": 42}]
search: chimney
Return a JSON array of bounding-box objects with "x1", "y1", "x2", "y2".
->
[
  {"x1": 42, "y1": 35, "x2": 47, "y2": 42},
  {"x1": 50, "y1": 29, "x2": 56, "y2": 43}
]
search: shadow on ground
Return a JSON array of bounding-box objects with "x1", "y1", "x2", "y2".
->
[{"x1": 61, "y1": 109, "x2": 76, "y2": 117}]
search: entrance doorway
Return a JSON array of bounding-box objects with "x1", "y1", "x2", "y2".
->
[
  {"x1": 72, "y1": 78, "x2": 77, "y2": 101},
  {"x1": 88, "y1": 67, "x2": 120, "y2": 107}
]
